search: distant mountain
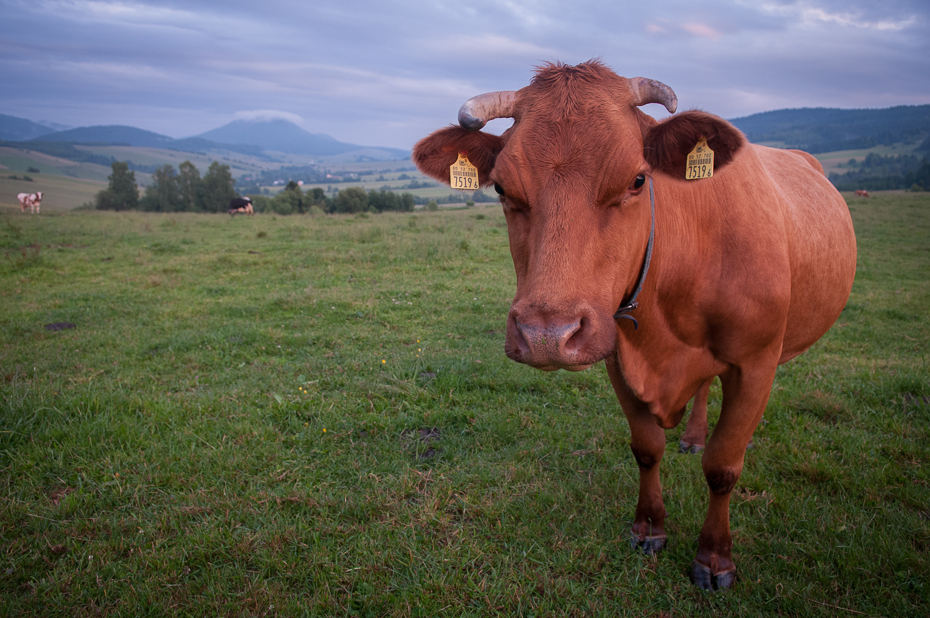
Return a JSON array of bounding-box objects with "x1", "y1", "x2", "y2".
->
[
  {"x1": 16, "y1": 123, "x2": 274, "y2": 160},
  {"x1": 730, "y1": 105, "x2": 930, "y2": 154},
  {"x1": 38, "y1": 125, "x2": 176, "y2": 148},
  {"x1": 196, "y1": 119, "x2": 348, "y2": 155},
  {"x1": 195, "y1": 118, "x2": 409, "y2": 160},
  {"x1": 0, "y1": 113, "x2": 58, "y2": 141},
  {"x1": 1, "y1": 113, "x2": 409, "y2": 161}
]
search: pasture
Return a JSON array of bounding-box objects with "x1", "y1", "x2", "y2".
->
[
  {"x1": 0, "y1": 172, "x2": 106, "y2": 212},
  {"x1": 1, "y1": 193, "x2": 928, "y2": 616}
]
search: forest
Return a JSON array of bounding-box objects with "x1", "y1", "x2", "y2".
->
[{"x1": 829, "y1": 153, "x2": 930, "y2": 191}]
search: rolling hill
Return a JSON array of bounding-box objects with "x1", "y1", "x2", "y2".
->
[
  {"x1": 6, "y1": 116, "x2": 409, "y2": 162},
  {"x1": 0, "y1": 113, "x2": 59, "y2": 142},
  {"x1": 729, "y1": 105, "x2": 930, "y2": 154}
]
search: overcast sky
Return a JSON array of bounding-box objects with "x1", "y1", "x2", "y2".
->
[{"x1": 2, "y1": 0, "x2": 928, "y2": 149}]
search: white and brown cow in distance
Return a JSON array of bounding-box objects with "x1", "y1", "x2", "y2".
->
[
  {"x1": 17, "y1": 191, "x2": 44, "y2": 214},
  {"x1": 413, "y1": 61, "x2": 856, "y2": 590},
  {"x1": 855, "y1": 189, "x2": 870, "y2": 198},
  {"x1": 228, "y1": 196, "x2": 254, "y2": 215}
]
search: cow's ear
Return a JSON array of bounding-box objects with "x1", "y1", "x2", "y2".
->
[
  {"x1": 413, "y1": 126, "x2": 504, "y2": 187},
  {"x1": 642, "y1": 111, "x2": 746, "y2": 177}
]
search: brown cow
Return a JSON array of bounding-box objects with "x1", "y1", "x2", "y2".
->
[
  {"x1": 17, "y1": 191, "x2": 44, "y2": 214},
  {"x1": 413, "y1": 61, "x2": 856, "y2": 590},
  {"x1": 855, "y1": 189, "x2": 870, "y2": 198}
]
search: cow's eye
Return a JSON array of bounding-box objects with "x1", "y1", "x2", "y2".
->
[
  {"x1": 494, "y1": 182, "x2": 506, "y2": 196},
  {"x1": 633, "y1": 174, "x2": 646, "y2": 189}
]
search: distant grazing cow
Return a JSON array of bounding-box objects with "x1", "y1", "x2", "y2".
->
[
  {"x1": 413, "y1": 60, "x2": 856, "y2": 590},
  {"x1": 228, "y1": 196, "x2": 254, "y2": 215},
  {"x1": 855, "y1": 189, "x2": 870, "y2": 198},
  {"x1": 17, "y1": 192, "x2": 44, "y2": 214}
]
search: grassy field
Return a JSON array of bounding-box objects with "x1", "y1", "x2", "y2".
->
[
  {"x1": 0, "y1": 173, "x2": 107, "y2": 212},
  {"x1": 0, "y1": 193, "x2": 927, "y2": 616},
  {"x1": 812, "y1": 143, "x2": 923, "y2": 175}
]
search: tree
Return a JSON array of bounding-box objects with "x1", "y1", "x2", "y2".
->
[
  {"x1": 333, "y1": 187, "x2": 369, "y2": 213},
  {"x1": 140, "y1": 164, "x2": 181, "y2": 212},
  {"x1": 270, "y1": 188, "x2": 299, "y2": 214},
  {"x1": 201, "y1": 162, "x2": 237, "y2": 212},
  {"x1": 367, "y1": 189, "x2": 414, "y2": 212},
  {"x1": 96, "y1": 161, "x2": 138, "y2": 210},
  {"x1": 284, "y1": 181, "x2": 305, "y2": 213},
  {"x1": 177, "y1": 161, "x2": 204, "y2": 211}
]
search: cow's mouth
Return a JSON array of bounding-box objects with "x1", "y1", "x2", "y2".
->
[{"x1": 527, "y1": 362, "x2": 595, "y2": 372}]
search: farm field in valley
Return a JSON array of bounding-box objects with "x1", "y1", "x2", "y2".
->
[{"x1": 0, "y1": 193, "x2": 928, "y2": 616}]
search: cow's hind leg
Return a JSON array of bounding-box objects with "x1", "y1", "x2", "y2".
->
[
  {"x1": 691, "y1": 362, "x2": 775, "y2": 590},
  {"x1": 606, "y1": 358, "x2": 668, "y2": 553},
  {"x1": 680, "y1": 378, "x2": 712, "y2": 453}
]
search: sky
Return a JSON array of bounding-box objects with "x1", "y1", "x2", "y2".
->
[{"x1": 1, "y1": 0, "x2": 929, "y2": 150}]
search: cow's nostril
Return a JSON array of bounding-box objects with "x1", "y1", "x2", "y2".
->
[{"x1": 565, "y1": 317, "x2": 588, "y2": 353}]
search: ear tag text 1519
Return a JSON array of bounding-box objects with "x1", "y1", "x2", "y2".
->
[
  {"x1": 685, "y1": 137, "x2": 714, "y2": 180},
  {"x1": 450, "y1": 153, "x2": 479, "y2": 190}
]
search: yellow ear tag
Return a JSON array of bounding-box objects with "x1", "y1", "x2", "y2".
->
[
  {"x1": 685, "y1": 137, "x2": 714, "y2": 180},
  {"x1": 450, "y1": 152, "x2": 479, "y2": 190}
]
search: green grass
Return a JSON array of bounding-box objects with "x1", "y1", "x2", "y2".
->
[{"x1": 1, "y1": 194, "x2": 928, "y2": 616}]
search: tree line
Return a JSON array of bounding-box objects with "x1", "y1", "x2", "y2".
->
[
  {"x1": 248, "y1": 184, "x2": 416, "y2": 214},
  {"x1": 93, "y1": 160, "x2": 420, "y2": 214},
  {"x1": 829, "y1": 153, "x2": 930, "y2": 191},
  {"x1": 95, "y1": 160, "x2": 237, "y2": 212}
]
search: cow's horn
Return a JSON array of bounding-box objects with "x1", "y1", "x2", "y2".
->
[
  {"x1": 458, "y1": 91, "x2": 518, "y2": 131},
  {"x1": 630, "y1": 77, "x2": 678, "y2": 114}
]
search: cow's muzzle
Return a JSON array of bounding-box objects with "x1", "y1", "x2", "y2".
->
[{"x1": 505, "y1": 306, "x2": 612, "y2": 371}]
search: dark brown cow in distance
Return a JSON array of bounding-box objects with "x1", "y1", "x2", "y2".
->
[
  {"x1": 228, "y1": 196, "x2": 254, "y2": 215},
  {"x1": 413, "y1": 61, "x2": 856, "y2": 590}
]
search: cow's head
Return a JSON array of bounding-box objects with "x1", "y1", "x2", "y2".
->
[{"x1": 413, "y1": 61, "x2": 745, "y2": 371}]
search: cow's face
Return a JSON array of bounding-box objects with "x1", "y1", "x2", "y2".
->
[{"x1": 414, "y1": 61, "x2": 744, "y2": 371}]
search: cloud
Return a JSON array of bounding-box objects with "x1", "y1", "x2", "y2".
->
[
  {"x1": 746, "y1": 1, "x2": 921, "y2": 31},
  {"x1": 232, "y1": 110, "x2": 305, "y2": 124},
  {"x1": 426, "y1": 33, "x2": 557, "y2": 60},
  {"x1": 0, "y1": 0, "x2": 927, "y2": 148},
  {"x1": 682, "y1": 22, "x2": 724, "y2": 39}
]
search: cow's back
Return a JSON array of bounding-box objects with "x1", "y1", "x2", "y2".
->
[{"x1": 751, "y1": 145, "x2": 856, "y2": 362}]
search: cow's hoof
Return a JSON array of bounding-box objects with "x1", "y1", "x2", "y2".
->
[
  {"x1": 678, "y1": 440, "x2": 704, "y2": 454},
  {"x1": 690, "y1": 561, "x2": 736, "y2": 591},
  {"x1": 630, "y1": 533, "x2": 667, "y2": 555}
]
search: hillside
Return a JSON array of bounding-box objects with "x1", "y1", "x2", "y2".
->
[
  {"x1": 729, "y1": 105, "x2": 930, "y2": 153},
  {"x1": 0, "y1": 113, "x2": 58, "y2": 142},
  {"x1": 39, "y1": 125, "x2": 175, "y2": 148}
]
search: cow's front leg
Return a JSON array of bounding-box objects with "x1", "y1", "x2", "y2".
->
[
  {"x1": 691, "y1": 363, "x2": 775, "y2": 590},
  {"x1": 606, "y1": 358, "x2": 668, "y2": 553}
]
